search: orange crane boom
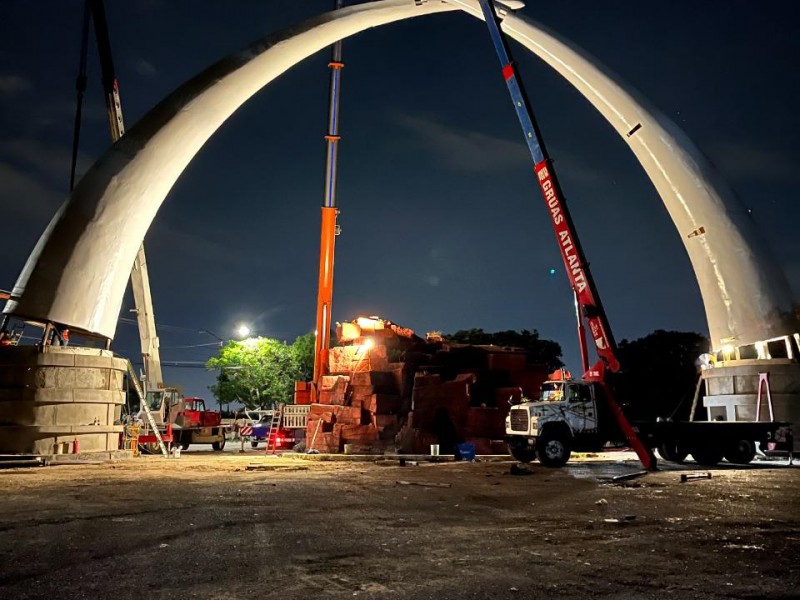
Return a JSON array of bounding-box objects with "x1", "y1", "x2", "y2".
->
[{"x1": 312, "y1": 1, "x2": 346, "y2": 390}]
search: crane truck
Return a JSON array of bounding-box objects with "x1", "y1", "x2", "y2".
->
[
  {"x1": 505, "y1": 367, "x2": 791, "y2": 468},
  {"x1": 135, "y1": 390, "x2": 227, "y2": 453},
  {"x1": 476, "y1": 0, "x2": 791, "y2": 469}
]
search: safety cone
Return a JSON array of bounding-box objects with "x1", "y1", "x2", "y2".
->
[{"x1": 73, "y1": 437, "x2": 80, "y2": 454}]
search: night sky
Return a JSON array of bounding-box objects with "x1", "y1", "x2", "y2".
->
[{"x1": 1, "y1": 1, "x2": 798, "y2": 402}]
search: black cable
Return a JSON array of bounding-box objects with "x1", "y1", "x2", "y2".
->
[
  {"x1": 159, "y1": 342, "x2": 223, "y2": 350},
  {"x1": 69, "y1": 2, "x2": 91, "y2": 192},
  {"x1": 118, "y1": 316, "x2": 210, "y2": 334}
]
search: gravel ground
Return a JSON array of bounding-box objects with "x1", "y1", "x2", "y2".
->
[{"x1": 0, "y1": 453, "x2": 798, "y2": 599}]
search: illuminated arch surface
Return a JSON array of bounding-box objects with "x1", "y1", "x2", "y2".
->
[{"x1": 5, "y1": 0, "x2": 793, "y2": 350}]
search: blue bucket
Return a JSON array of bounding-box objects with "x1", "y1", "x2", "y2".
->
[{"x1": 455, "y1": 442, "x2": 476, "y2": 461}]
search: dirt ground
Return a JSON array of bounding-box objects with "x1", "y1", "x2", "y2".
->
[{"x1": 0, "y1": 453, "x2": 798, "y2": 599}]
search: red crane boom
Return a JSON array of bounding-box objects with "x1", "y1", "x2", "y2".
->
[{"x1": 477, "y1": 0, "x2": 656, "y2": 469}]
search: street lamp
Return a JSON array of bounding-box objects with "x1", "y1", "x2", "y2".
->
[{"x1": 236, "y1": 324, "x2": 252, "y2": 339}]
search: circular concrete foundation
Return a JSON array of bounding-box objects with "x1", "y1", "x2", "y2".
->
[{"x1": 0, "y1": 345, "x2": 126, "y2": 455}]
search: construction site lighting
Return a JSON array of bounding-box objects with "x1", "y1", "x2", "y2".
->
[
  {"x1": 241, "y1": 337, "x2": 259, "y2": 349},
  {"x1": 697, "y1": 353, "x2": 714, "y2": 369},
  {"x1": 236, "y1": 324, "x2": 251, "y2": 338},
  {"x1": 356, "y1": 316, "x2": 381, "y2": 330}
]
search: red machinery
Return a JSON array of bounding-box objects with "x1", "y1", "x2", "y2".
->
[
  {"x1": 477, "y1": 0, "x2": 655, "y2": 469},
  {"x1": 308, "y1": 1, "x2": 346, "y2": 398},
  {"x1": 169, "y1": 396, "x2": 227, "y2": 451},
  {"x1": 136, "y1": 391, "x2": 227, "y2": 453}
]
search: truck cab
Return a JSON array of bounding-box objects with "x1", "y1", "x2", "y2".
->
[
  {"x1": 507, "y1": 374, "x2": 792, "y2": 468},
  {"x1": 506, "y1": 378, "x2": 615, "y2": 467},
  {"x1": 172, "y1": 397, "x2": 222, "y2": 429},
  {"x1": 140, "y1": 388, "x2": 181, "y2": 425},
  {"x1": 169, "y1": 396, "x2": 227, "y2": 451}
]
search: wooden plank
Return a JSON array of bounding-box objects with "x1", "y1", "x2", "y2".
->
[
  {"x1": 332, "y1": 405, "x2": 362, "y2": 425},
  {"x1": 371, "y1": 414, "x2": 398, "y2": 429},
  {"x1": 339, "y1": 424, "x2": 380, "y2": 442},
  {"x1": 308, "y1": 404, "x2": 335, "y2": 420},
  {"x1": 413, "y1": 373, "x2": 441, "y2": 387},
  {"x1": 350, "y1": 385, "x2": 375, "y2": 400},
  {"x1": 307, "y1": 429, "x2": 342, "y2": 453},
  {"x1": 363, "y1": 394, "x2": 401, "y2": 415},
  {"x1": 396, "y1": 480, "x2": 451, "y2": 488},
  {"x1": 463, "y1": 407, "x2": 505, "y2": 438},
  {"x1": 350, "y1": 371, "x2": 397, "y2": 391},
  {"x1": 318, "y1": 375, "x2": 350, "y2": 405},
  {"x1": 328, "y1": 345, "x2": 389, "y2": 374},
  {"x1": 388, "y1": 362, "x2": 410, "y2": 399},
  {"x1": 320, "y1": 375, "x2": 350, "y2": 390}
]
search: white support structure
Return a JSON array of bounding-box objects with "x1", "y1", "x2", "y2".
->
[{"x1": 131, "y1": 245, "x2": 163, "y2": 390}]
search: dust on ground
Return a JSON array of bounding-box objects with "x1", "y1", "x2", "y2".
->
[{"x1": 1, "y1": 453, "x2": 798, "y2": 599}]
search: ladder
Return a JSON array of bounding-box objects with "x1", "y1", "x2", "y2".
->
[
  {"x1": 126, "y1": 360, "x2": 168, "y2": 457},
  {"x1": 264, "y1": 404, "x2": 284, "y2": 455}
]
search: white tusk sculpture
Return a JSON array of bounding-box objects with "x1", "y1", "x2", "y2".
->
[{"x1": 4, "y1": 0, "x2": 794, "y2": 351}]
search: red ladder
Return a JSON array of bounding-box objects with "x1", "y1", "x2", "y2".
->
[{"x1": 264, "y1": 404, "x2": 284, "y2": 455}]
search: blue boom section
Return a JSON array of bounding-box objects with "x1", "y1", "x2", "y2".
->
[
  {"x1": 323, "y1": 0, "x2": 345, "y2": 208},
  {"x1": 476, "y1": 1, "x2": 544, "y2": 165}
]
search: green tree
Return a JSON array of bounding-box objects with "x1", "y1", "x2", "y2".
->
[
  {"x1": 291, "y1": 332, "x2": 315, "y2": 382},
  {"x1": 445, "y1": 328, "x2": 563, "y2": 370},
  {"x1": 206, "y1": 333, "x2": 315, "y2": 409},
  {"x1": 617, "y1": 329, "x2": 710, "y2": 421}
]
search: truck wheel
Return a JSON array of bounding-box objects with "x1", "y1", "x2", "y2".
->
[
  {"x1": 657, "y1": 442, "x2": 689, "y2": 463},
  {"x1": 723, "y1": 439, "x2": 756, "y2": 464},
  {"x1": 691, "y1": 445, "x2": 723, "y2": 466},
  {"x1": 138, "y1": 442, "x2": 161, "y2": 455},
  {"x1": 536, "y1": 431, "x2": 571, "y2": 468},
  {"x1": 212, "y1": 439, "x2": 226, "y2": 451},
  {"x1": 171, "y1": 432, "x2": 188, "y2": 451},
  {"x1": 507, "y1": 443, "x2": 537, "y2": 464},
  {"x1": 250, "y1": 441, "x2": 259, "y2": 449}
]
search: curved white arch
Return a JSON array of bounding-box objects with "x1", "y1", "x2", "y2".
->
[{"x1": 5, "y1": 0, "x2": 793, "y2": 350}]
